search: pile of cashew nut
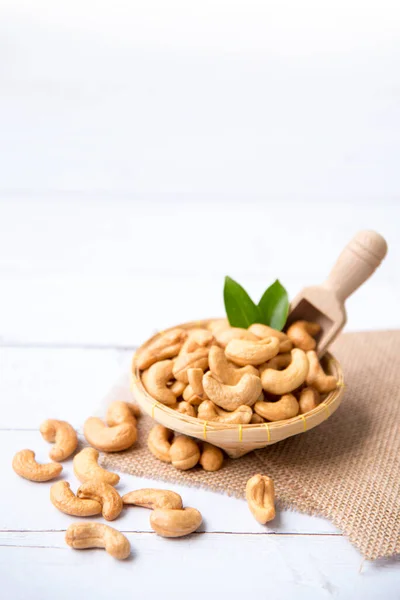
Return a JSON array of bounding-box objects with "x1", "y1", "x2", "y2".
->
[{"x1": 137, "y1": 319, "x2": 338, "y2": 428}]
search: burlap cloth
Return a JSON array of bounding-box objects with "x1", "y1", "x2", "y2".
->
[{"x1": 102, "y1": 331, "x2": 400, "y2": 560}]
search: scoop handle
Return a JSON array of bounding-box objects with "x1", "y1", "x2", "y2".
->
[{"x1": 323, "y1": 230, "x2": 388, "y2": 303}]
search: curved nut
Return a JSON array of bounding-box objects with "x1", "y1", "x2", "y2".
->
[
  {"x1": 225, "y1": 337, "x2": 280, "y2": 366},
  {"x1": 206, "y1": 319, "x2": 229, "y2": 334},
  {"x1": 246, "y1": 474, "x2": 275, "y2": 524},
  {"x1": 106, "y1": 401, "x2": 138, "y2": 426},
  {"x1": 214, "y1": 327, "x2": 258, "y2": 349},
  {"x1": 197, "y1": 400, "x2": 253, "y2": 424},
  {"x1": 147, "y1": 425, "x2": 173, "y2": 463},
  {"x1": 141, "y1": 360, "x2": 176, "y2": 405},
  {"x1": 187, "y1": 368, "x2": 205, "y2": 396},
  {"x1": 199, "y1": 443, "x2": 224, "y2": 471},
  {"x1": 182, "y1": 328, "x2": 214, "y2": 353},
  {"x1": 254, "y1": 394, "x2": 299, "y2": 421},
  {"x1": 39, "y1": 419, "x2": 78, "y2": 462},
  {"x1": 12, "y1": 449, "x2": 63, "y2": 482},
  {"x1": 122, "y1": 489, "x2": 183, "y2": 510},
  {"x1": 150, "y1": 507, "x2": 202, "y2": 538},
  {"x1": 73, "y1": 447, "x2": 120, "y2": 486},
  {"x1": 299, "y1": 387, "x2": 321, "y2": 414},
  {"x1": 248, "y1": 324, "x2": 293, "y2": 353},
  {"x1": 286, "y1": 320, "x2": 321, "y2": 351},
  {"x1": 306, "y1": 351, "x2": 337, "y2": 393},
  {"x1": 250, "y1": 413, "x2": 265, "y2": 424},
  {"x1": 136, "y1": 328, "x2": 186, "y2": 370},
  {"x1": 83, "y1": 417, "x2": 137, "y2": 452},
  {"x1": 182, "y1": 385, "x2": 204, "y2": 405},
  {"x1": 65, "y1": 522, "x2": 130, "y2": 560},
  {"x1": 77, "y1": 481, "x2": 123, "y2": 521},
  {"x1": 260, "y1": 353, "x2": 292, "y2": 372},
  {"x1": 170, "y1": 436, "x2": 200, "y2": 470},
  {"x1": 176, "y1": 401, "x2": 197, "y2": 417},
  {"x1": 202, "y1": 371, "x2": 262, "y2": 411},
  {"x1": 172, "y1": 348, "x2": 209, "y2": 383},
  {"x1": 261, "y1": 348, "x2": 309, "y2": 394},
  {"x1": 50, "y1": 481, "x2": 102, "y2": 516},
  {"x1": 208, "y1": 345, "x2": 258, "y2": 385},
  {"x1": 169, "y1": 380, "x2": 187, "y2": 397}
]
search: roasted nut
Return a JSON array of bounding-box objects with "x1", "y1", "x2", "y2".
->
[
  {"x1": 250, "y1": 413, "x2": 265, "y2": 424},
  {"x1": 135, "y1": 328, "x2": 186, "y2": 370},
  {"x1": 65, "y1": 522, "x2": 130, "y2": 560},
  {"x1": 197, "y1": 400, "x2": 253, "y2": 424},
  {"x1": 306, "y1": 351, "x2": 337, "y2": 393},
  {"x1": 150, "y1": 507, "x2": 202, "y2": 538},
  {"x1": 182, "y1": 384, "x2": 204, "y2": 405},
  {"x1": 172, "y1": 347, "x2": 209, "y2": 383},
  {"x1": 39, "y1": 419, "x2": 78, "y2": 461},
  {"x1": 225, "y1": 337, "x2": 280, "y2": 366},
  {"x1": 170, "y1": 436, "x2": 200, "y2": 470},
  {"x1": 176, "y1": 401, "x2": 197, "y2": 417},
  {"x1": 122, "y1": 489, "x2": 183, "y2": 510},
  {"x1": 182, "y1": 328, "x2": 214, "y2": 353},
  {"x1": 248, "y1": 324, "x2": 293, "y2": 353},
  {"x1": 287, "y1": 320, "x2": 321, "y2": 351},
  {"x1": 77, "y1": 481, "x2": 123, "y2": 521},
  {"x1": 106, "y1": 401, "x2": 138, "y2": 426},
  {"x1": 202, "y1": 371, "x2": 262, "y2": 411},
  {"x1": 260, "y1": 353, "x2": 292, "y2": 372},
  {"x1": 50, "y1": 481, "x2": 102, "y2": 516},
  {"x1": 206, "y1": 319, "x2": 229, "y2": 334},
  {"x1": 199, "y1": 443, "x2": 224, "y2": 471},
  {"x1": 169, "y1": 380, "x2": 187, "y2": 397},
  {"x1": 73, "y1": 447, "x2": 120, "y2": 486},
  {"x1": 141, "y1": 359, "x2": 176, "y2": 405},
  {"x1": 83, "y1": 417, "x2": 137, "y2": 452},
  {"x1": 208, "y1": 345, "x2": 258, "y2": 384},
  {"x1": 12, "y1": 449, "x2": 63, "y2": 482},
  {"x1": 147, "y1": 425, "x2": 173, "y2": 463},
  {"x1": 299, "y1": 387, "x2": 321, "y2": 414},
  {"x1": 246, "y1": 474, "x2": 275, "y2": 524},
  {"x1": 187, "y1": 368, "x2": 205, "y2": 396},
  {"x1": 214, "y1": 327, "x2": 258, "y2": 348},
  {"x1": 254, "y1": 394, "x2": 299, "y2": 421},
  {"x1": 261, "y1": 348, "x2": 309, "y2": 394}
]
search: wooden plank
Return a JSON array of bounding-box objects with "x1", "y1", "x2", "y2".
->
[{"x1": 1, "y1": 531, "x2": 399, "y2": 600}]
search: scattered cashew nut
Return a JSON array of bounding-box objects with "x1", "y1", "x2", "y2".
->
[
  {"x1": 65, "y1": 522, "x2": 130, "y2": 560},
  {"x1": 225, "y1": 337, "x2": 280, "y2": 366},
  {"x1": 39, "y1": 419, "x2": 78, "y2": 462},
  {"x1": 306, "y1": 351, "x2": 338, "y2": 393},
  {"x1": 254, "y1": 394, "x2": 299, "y2": 421},
  {"x1": 77, "y1": 481, "x2": 123, "y2": 521},
  {"x1": 199, "y1": 442, "x2": 224, "y2": 471},
  {"x1": 141, "y1": 359, "x2": 176, "y2": 406},
  {"x1": 246, "y1": 474, "x2": 276, "y2": 524},
  {"x1": 202, "y1": 371, "x2": 262, "y2": 411},
  {"x1": 135, "y1": 328, "x2": 186, "y2": 370},
  {"x1": 12, "y1": 449, "x2": 63, "y2": 482},
  {"x1": 299, "y1": 387, "x2": 321, "y2": 414},
  {"x1": 261, "y1": 348, "x2": 309, "y2": 394},
  {"x1": 83, "y1": 417, "x2": 137, "y2": 452},
  {"x1": 286, "y1": 320, "x2": 321, "y2": 351},
  {"x1": 208, "y1": 345, "x2": 258, "y2": 384},
  {"x1": 122, "y1": 489, "x2": 183, "y2": 510},
  {"x1": 147, "y1": 425, "x2": 173, "y2": 463},
  {"x1": 73, "y1": 447, "x2": 120, "y2": 486},
  {"x1": 106, "y1": 401, "x2": 138, "y2": 427},
  {"x1": 150, "y1": 507, "x2": 203, "y2": 538},
  {"x1": 197, "y1": 400, "x2": 253, "y2": 424},
  {"x1": 170, "y1": 435, "x2": 200, "y2": 470},
  {"x1": 50, "y1": 481, "x2": 102, "y2": 516}
]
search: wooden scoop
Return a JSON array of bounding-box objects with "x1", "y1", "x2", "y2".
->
[{"x1": 287, "y1": 230, "x2": 388, "y2": 356}]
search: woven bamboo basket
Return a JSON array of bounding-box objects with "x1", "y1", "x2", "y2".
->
[{"x1": 131, "y1": 319, "x2": 345, "y2": 458}]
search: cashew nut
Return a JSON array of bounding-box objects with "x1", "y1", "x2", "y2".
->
[
  {"x1": 254, "y1": 394, "x2": 299, "y2": 421},
  {"x1": 286, "y1": 320, "x2": 321, "y2": 351},
  {"x1": 122, "y1": 489, "x2": 183, "y2": 510},
  {"x1": 176, "y1": 401, "x2": 197, "y2": 417},
  {"x1": 50, "y1": 481, "x2": 102, "y2": 516},
  {"x1": 106, "y1": 401, "x2": 138, "y2": 427},
  {"x1": 141, "y1": 359, "x2": 176, "y2": 405},
  {"x1": 147, "y1": 425, "x2": 173, "y2": 463},
  {"x1": 83, "y1": 417, "x2": 137, "y2": 452},
  {"x1": 136, "y1": 328, "x2": 186, "y2": 370},
  {"x1": 73, "y1": 447, "x2": 120, "y2": 486},
  {"x1": 246, "y1": 474, "x2": 275, "y2": 524},
  {"x1": 169, "y1": 380, "x2": 187, "y2": 397},
  {"x1": 170, "y1": 435, "x2": 200, "y2": 470},
  {"x1": 182, "y1": 328, "x2": 214, "y2": 353},
  {"x1": 182, "y1": 384, "x2": 204, "y2": 405},
  {"x1": 306, "y1": 351, "x2": 337, "y2": 393},
  {"x1": 299, "y1": 387, "x2": 321, "y2": 414},
  {"x1": 208, "y1": 345, "x2": 258, "y2": 384},
  {"x1": 172, "y1": 347, "x2": 209, "y2": 383},
  {"x1": 65, "y1": 522, "x2": 130, "y2": 560},
  {"x1": 199, "y1": 443, "x2": 224, "y2": 471},
  {"x1": 250, "y1": 413, "x2": 265, "y2": 424},
  {"x1": 260, "y1": 352, "x2": 292, "y2": 372},
  {"x1": 39, "y1": 419, "x2": 78, "y2": 462},
  {"x1": 202, "y1": 371, "x2": 262, "y2": 411},
  {"x1": 187, "y1": 367, "x2": 205, "y2": 396},
  {"x1": 206, "y1": 318, "x2": 229, "y2": 334},
  {"x1": 225, "y1": 337, "x2": 280, "y2": 366},
  {"x1": 261, "y1": 348, "x2": 309, "y2": 394},
  {"x1": 214, "y1": 327, "x2": 258, "y2": 348},
  {"x1": 77, "y1": 481, "x2": 123, "y2": 521},
  {"x1": 12, "y1": 449, "x2": 63, "y2": 482},
  {"x1": 150, "y1": 507, "x2": 203, "y2": 538},
  {"x1": 249, "y1": 324, "x2": 293, "y2": 353},
  {"x1": 197, "y1": 400, "x2": 253, "y2": 424}
]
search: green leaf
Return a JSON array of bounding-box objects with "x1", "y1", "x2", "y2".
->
[
  {"x1": 257, "y1": 280, "x2": 289, "y2": 330},
  {"x1": 223, "y1": 276, "x2": 260, "y2": 328}
]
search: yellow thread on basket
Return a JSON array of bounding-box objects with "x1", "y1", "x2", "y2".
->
[
  {"x1": 203, "y1": 421, "x2": 208, "y2": 440},
  {"x1": 264, "y1": 423, "x2": 271, "y2": 442},
  {"x1": 300, "y1": 414, "x2": 307, "y2": 432},
  {"x1": 337, "y1": 382, "x2": 346, "y2": 388},
  {"x1": 238, "y1": 424, "x2": 243, "y2": 442},
  {"x1": 151, "y1": 403, "x2": 157, "y2": 419}
]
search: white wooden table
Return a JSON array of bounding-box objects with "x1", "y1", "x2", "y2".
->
[{"x1": 1, "y1": 2, "x2": 400, "y2": 595}]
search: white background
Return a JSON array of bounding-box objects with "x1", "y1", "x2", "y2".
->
[{"x1": 0, "y1": 1, "x2": 399, "y2": 598}]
